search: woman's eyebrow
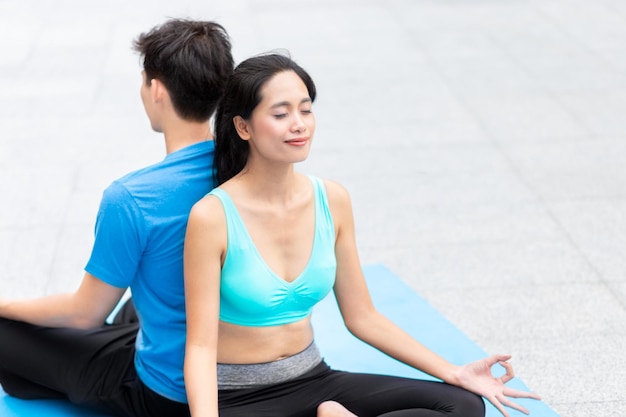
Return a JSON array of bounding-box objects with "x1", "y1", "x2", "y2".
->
[{"x1": 270, "y1": 98, "x2": 312, "y2": 109}]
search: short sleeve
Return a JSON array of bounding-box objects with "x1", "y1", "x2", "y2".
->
[{"x1": 85, "y1": 181, "x2": 147, "y2": 288}]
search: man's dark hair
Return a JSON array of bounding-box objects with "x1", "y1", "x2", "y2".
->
[{"x1": 134, "y1": 19, "x2": 234, "y2": 122}]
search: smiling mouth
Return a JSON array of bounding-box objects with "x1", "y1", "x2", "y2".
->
[{"x1": 285, "y1": 138, "x2": 308, "y2": 145}]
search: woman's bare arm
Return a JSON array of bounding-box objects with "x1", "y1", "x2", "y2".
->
[{"x1": 184, "y1": 196, "x2": 226, "y2": 417}]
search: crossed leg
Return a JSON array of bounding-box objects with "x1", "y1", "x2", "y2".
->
[{"x1": 318, "y1": 401, "x2": 358, "y2": 416}]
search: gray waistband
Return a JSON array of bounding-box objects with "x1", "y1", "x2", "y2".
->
[{"x1": 217, "y1": 342, "x2": 322, "y2": 390}]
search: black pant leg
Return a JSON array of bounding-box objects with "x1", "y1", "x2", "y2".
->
[
  {"x1": 320, "y1": 370, "x2": 485, "y2": 417},
  {"x1": 218, "y1": 362, "x2": 484, "y2": 417},
  {"x1": 0, "y1": 368, "x2": 66, "y2": 400},
  {"x1": 0, "y1": 317, "x2": 137, "y2": 406},
  {"x1": 123, "y1": 378, "x2": 191, "y2": 417}
]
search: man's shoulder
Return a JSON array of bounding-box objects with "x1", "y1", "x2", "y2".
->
[
  {"x1": 114, "y1": 161, "x2": 164, "y2": 187},
  {"x1": 102, "y1": 143, "x2": 214, "y2": 210},
  {"x1": 98, "y1": 161, "x2": 175, "y2": 208},
  {"x1": 116, "y1": 141, "x2": 214, "y2": 187}
]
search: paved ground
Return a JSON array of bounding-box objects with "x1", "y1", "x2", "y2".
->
[{"x1": 2, "y1": 1, "x2": 626, "y2": 416}]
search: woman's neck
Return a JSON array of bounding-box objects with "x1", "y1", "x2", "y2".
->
[{"x1": 236, "y1": 163, "x2": 301, "y2": 205}]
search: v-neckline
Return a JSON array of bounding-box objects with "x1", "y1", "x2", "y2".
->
[{"x1": 218, "y1": 182, "x2": 316, "y2": 285}]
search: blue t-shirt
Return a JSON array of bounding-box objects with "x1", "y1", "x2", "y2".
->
[{"x1": 85, "y1": 140, "x2": 215, "y2": 403}]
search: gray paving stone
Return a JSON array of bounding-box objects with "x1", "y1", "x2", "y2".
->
[
  {"x1": 548, "y1": 200, "x2": 626, "y2": 282},
  {"x1": 611, "y1": 281, "x2": 626, "y2": 308},
  {"x1": 554, "y1": 402, "x2": 626, "y2": 417},
  {"x1": 1, "y1": 0, "x2": 625, "y2": 414},
  {"x1": 363, "y1": 239, "x2": 600, "y2": 291},
  {"x1": 556, "y1": 90, "x2": 626, "y2": 136},
  {"x1": 434, "y1": 55, "x2": 543, "y2": 98},
  {"x1": 1, "y1": 227, "x2": 60, "y2": 299},
  {"x1": 464, "y1": 94, "x2": 589, "y2": 142},
  {"x1": 419, "y1": 283, "x2": 626, "y2": 410},
  {"x1": 0, "y1": 163, "x2": 75, "y2": 227},
  {"x1": 357, "y1": 201, "x2": 564, "y2": 248},
  {"x1": 46, "y1": 225, "x2": 96, "y2": 294},
  {"x1": 503, "y1": 138, "x2": 626, "y2": 201},
  {"x1": 521, "y1": 332, "x2": 626, "y2": 406}
]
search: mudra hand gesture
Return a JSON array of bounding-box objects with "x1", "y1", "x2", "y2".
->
[{"x1": 457, "y1": 354, "x2": 541, "y2": 417}]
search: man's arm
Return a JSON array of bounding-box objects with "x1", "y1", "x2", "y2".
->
[{"x1": 0, "y1": 272, "x2": 126, "y2": 330}]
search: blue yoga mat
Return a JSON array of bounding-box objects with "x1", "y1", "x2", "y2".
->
[{"x1": 0, "y1": 264, "x2": 558, "y2": 416}]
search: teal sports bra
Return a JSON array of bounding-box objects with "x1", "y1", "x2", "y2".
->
[{"x1": 209, "y1": 176, "x2": 337, "y2": 327}]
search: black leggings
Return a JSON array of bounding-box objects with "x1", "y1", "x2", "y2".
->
[
  {"x1": 0, "y1": 300, "x2": 189, "y2": 417},
  {"x1": 219, "y1": 361, "x2": 485, "y2": 417},
  {"x1": 1, "y1": 302, "x2": 485, "y2": 417}
]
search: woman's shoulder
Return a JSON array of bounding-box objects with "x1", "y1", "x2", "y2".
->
[
  {"x1": 316, "y1": 177, "x2": 349, "y2": 199},
  {"x1": 311, "y1": 177, "x2": 352, "y2": 214},
  {"x1": 189, "y1": 192, "x2": 227, "y2": 227}
]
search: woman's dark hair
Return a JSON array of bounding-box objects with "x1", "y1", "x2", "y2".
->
[
  {"x1": 214, "y1": 53, "x2": 317, "y2": 185},
  {"x1": 133, "y1": 19, "x2": 233, "y2": 122}
]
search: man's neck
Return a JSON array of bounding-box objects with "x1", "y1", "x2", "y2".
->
[{"x1": 163, "y1": 120, "x2": 213, "y2": 154}]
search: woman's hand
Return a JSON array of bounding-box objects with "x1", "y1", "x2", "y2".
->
[{"x1": 456, "y1": 354, "x2": 541, "y2": 417}]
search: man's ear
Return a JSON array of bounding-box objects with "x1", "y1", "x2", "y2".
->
[
  {"x1": 150, "y1": 78, "x2": 167, "y2": 103},
  {"x1": 233, "y1": 116, "x2": 251, "y2": 140}
]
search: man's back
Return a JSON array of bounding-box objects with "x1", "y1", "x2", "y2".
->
[
  {"x1": 86, "y1": 140, "x2": 215, "y2": 402},
  {"x1": 0, "y1": 19, "x2": 232, "y2": 416}
]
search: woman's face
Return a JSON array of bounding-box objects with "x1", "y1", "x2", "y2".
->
[{"x1": 242, "y1": 70, "x2": 315, "y2": 164}]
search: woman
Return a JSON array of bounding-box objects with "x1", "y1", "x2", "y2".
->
[{"x1": 183, "y1": 53, "x2": 540, "y2": 417}]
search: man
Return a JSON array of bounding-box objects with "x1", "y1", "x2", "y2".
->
[{"x1": 0, "y1": 19, "x2": 233, "y2": 417}]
